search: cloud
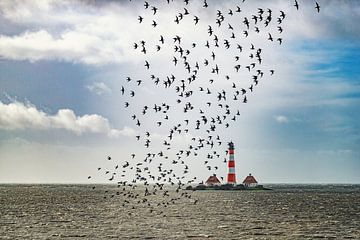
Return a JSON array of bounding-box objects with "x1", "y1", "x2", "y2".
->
[
  {"x1": 274, "y1": 115, "x2": 289, "y2": 124},
  {"x1": 109, "y1": 126, "x2": 138, "y2": 138},
  {"x1": 86, "y1": 82, "x2": 111, "y2": 95},
  {"x1": 0, "y1": 0, "x2": 140, "y2": 65},
  {"x1": 0, "y1": 100, "x2": 134, "y2": 137},
  {"x1": 0, "y1": 29, "x2": 126, "y2": 65},
  {"x1": 0, "y1": 0, "x2": 357, "y2": 70}
]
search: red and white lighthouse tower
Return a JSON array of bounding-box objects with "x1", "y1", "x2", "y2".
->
[{"x1": 227, "y1": 141, "x2": 236, "y2": 184}]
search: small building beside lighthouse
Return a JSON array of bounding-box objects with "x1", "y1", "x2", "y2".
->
[
  {"x1": 205, "y1": 175, "x2": 221, "y2": 186},
  {"x1": 242, "y1": 173, "x2": 258, "y2": 188}
]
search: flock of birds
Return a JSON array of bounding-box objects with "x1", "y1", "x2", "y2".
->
[{"x1": 87, "y1": 0, "x2": 321, "y2": 214}]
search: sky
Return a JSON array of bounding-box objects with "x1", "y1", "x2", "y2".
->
[{"x1": 0, "y1": 0, "x2": 359, "y2": 184}]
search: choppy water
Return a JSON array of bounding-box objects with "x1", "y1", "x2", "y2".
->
[{"x1": 1, "y1": 184, "x2": 359, "y2": 239}]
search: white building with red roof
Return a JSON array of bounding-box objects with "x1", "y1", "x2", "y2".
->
[
  {"x1": 242, "y1": 173, "x2": 258, "y2": 188},
  {"x1": 205, "y1": 175, "x2": 221, "y2": 186}
]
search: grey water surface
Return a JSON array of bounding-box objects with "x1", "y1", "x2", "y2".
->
[{"x1": 1, "y1": 184, "x2": 359, "y2": 239}]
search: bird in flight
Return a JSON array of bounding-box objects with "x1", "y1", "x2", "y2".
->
[
  {"x1": 294, "y1": 0, "x2": 299, "y2": 10},
  {"x1": 144, "y1": 60, "x2": 150, "y2": 69}
]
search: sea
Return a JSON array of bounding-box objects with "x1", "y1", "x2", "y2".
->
[{"x1": 1, "y1": 184, "x2": 359, "y2": 239}]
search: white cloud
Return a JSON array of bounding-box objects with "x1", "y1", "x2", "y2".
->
[
  {"x1": 86, "y1": 82, "x2": 111, "y2": 95},
  {"x1": 2, "y1": 0, "x2": 343, "y2": 65},
  {"x1": 0, "y1": 1, "x2": 139, "y2": 65},
  {"x1": 0, "y1": 100, "x2": 134, "y2": 137},
  {"x1": 0, "y1": 29, "x2": 124, "y2": 65},
  {"x1": 274, "y1": 115, "x2": 289, "y2": 124},
  {"x1": 109, "y1": 126, "x2": 138, "y2": 138}
]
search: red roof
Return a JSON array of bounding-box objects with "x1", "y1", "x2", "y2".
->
[
  {"x1": 206, "y1": 175, "x2": 221, "y2": 184},
  {"x1": 242, "y1": 174, "x2": 258, "y2": 184}
]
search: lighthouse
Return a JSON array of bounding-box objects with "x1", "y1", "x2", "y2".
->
[{"x1": 227, "y1": 141, "x2": 236, "y2": 185}]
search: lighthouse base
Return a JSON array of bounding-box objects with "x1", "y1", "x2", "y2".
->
[{"x1": 186, "y1": 184, "x2": 271, "y2": 191}]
